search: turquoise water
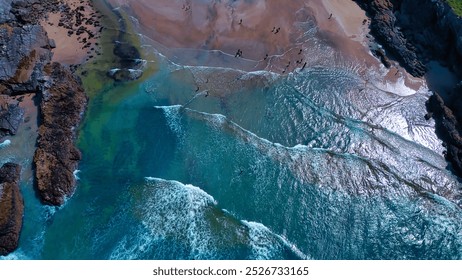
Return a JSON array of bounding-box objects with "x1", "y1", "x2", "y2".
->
[{"x1": 2, "y1": 14, "x2": 462, "y2": 260}]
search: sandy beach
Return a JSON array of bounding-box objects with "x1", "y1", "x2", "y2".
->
[{"x1": 108, "y1": 0, "x2": 424, "y2": 92}]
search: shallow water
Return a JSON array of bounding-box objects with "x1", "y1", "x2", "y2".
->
[{"x1": 2, "y1": 0, "x2": 462, "y2": 260}]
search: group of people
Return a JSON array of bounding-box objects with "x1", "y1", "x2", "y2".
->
[{"x1": 271, "y1": 26, "x2": 281, "y2": 34}]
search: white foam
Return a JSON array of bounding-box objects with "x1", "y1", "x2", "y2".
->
[
  {"x1": 372, "y1": 75, "x2": 424, "y2": 97},
  {"x1": 0, "y1": 139, "x2": 11, "y2": 148},
  {"x1": 108, "y1": 68, "x2": 121, "y2": 75},
  {"x1": 141, "y1": 177, "x2": 218, "y2": 258},
  {"x1": 73, "y1": 169, "x2": 81, "y2": 180},
  {"x1": 154, "y1": 105, "x2": 184, "y2": 137},
  {"x1": 109, "y1": 177, "x2": 309, "y2": 259},
  {"x1": 242, "y1": 220, "x2": 310, "y2": 260},
  {"x1": 0, "y1": 249, "x2": 30, "y2": 260}
]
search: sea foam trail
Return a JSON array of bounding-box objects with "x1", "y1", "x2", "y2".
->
[
  {"x1": 109, "y1": 177, "x2": 308, "y2": 260},
  {"x1": 152, "y1": 105, "x2": 462, "y2": 259},
  {"x1": 172, "y1": 106, "x2": 460, "y2": 205},
  {"x1": 242, "y1": 220, "x2": 309, "y2": 260}
]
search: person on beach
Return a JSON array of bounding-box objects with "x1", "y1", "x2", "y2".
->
[{"x1": 328, "y1": 13, "x2": 333, "y2": 19}]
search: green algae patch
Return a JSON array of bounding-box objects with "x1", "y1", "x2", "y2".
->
[{"x1": 75, "y1": 0, "x2": 160, "y2": 192}]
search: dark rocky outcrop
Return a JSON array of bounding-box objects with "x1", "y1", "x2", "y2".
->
[
  {"x1": 0, "y1": 2, "x2": 53, "y2": 141},
  {"x1": 355, "y1": 0, "x2": 462, "y2": 77},
  {"x1": 0, "y1": 163, "x2": 23, "y2": 256},
  {"x1": 0, "y1": 0, "x2": 91, "y2": 256},
  {"x1": 0, "y1": 0, "x2": 15, "y2": 24},
  {"x1": 353, "y1": 0, "x2": 426, "y2": 77},
  {"x1": 10, "y1": 0, "x2": 60, "y2": 25},
  {"x1": 34, "y1": 62, "x2": 87, "y2": 206},
  {"x1": 106, "y1": 4, "x2": 144, "y2": 82},
  {"x1": 1, "y1": 0, "x2": 89, "y2": 207},
  {"x1": 0, "y1": 24, "x2": 53, "y2": 95},
  {"x1": 426, "y1": 91, "x2": 462, "y2": 175},
  {"x1": 0, "y1": 98, "x2": 24, "y2": 138},
  {"x1": 108, "y1": 43, "x2": 144, "y2": 81}
]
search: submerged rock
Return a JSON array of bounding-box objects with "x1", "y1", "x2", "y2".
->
[
  {"x1": 107, "y1": 68, "x2": 143, "y2": 81},
  {"x1": 34, "y1": 63, "x2": 87, "y2": 206},
  {"x1": 0, "y1": 163, "x2": 23, "y2": 256},
  {"x1": 107, "y1": 27, "x2": 144, "y2": 82}
]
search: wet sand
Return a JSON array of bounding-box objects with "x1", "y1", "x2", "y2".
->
[{"x1": 109, "y1": 0, "x2": 424, "y2": 92}]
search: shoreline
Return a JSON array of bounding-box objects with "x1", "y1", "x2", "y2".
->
[{"x1": 109, "y1": 0, "x2": 425, "y2": 93}]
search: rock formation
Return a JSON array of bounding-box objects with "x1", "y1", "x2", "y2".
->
[
  {"x1": 107, "y1": 41, "x2": 144, "y2": 81},
  {"x1": 0, "y1": 98, "x2": 24, "y2": 139},
  {"x1": 34, "y1": 63, "x2": 87, "y2": 206},
  {"x1": 0, "y1": 163, "x2": 23, "y2": 256},
  {"x1": 353, "y1": 0, "x2": 426, "y2": 77},
  {"x1": 1, "y1": 0, "x2": 90, "y2": 207},
  {"x1": 106, "y1": 3, "x2": 144, "y2": 82}
]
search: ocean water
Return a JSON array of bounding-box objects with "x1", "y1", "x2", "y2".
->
[{"x1": 2, "y1": 3, "x2": 462, "y2": 260}]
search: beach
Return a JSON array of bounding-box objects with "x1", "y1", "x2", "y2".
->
[{"x1": 108, "y1": 0, "x2": 424, "y2": 92}]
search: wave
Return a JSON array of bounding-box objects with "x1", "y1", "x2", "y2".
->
[
  {"x1": 0, "y1": 249, "x2": 30, "y2": 260},
  {"x1": 163, "y1": 106, "x2": 460, "y2": 207},
  {"x1": 242, "y1": 220, "x2": 309, "y2": 260},
  {"x1": 108, "y1": 177, "x2": 308, "y2": 260}
]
